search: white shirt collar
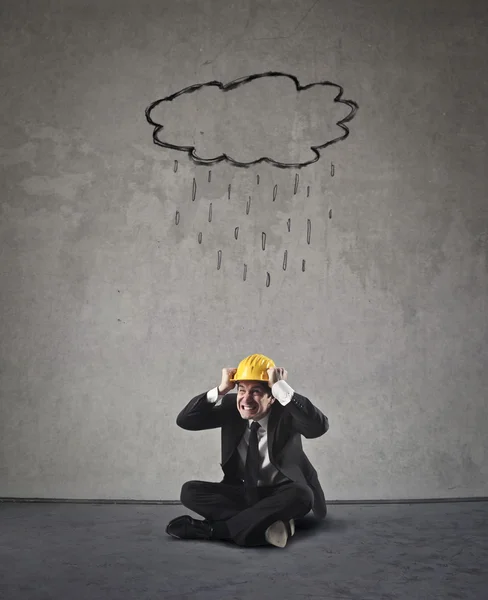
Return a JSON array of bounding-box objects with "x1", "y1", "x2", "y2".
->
[{"x1": 249, "y1": 412, "x2": 270, "y2": 430}]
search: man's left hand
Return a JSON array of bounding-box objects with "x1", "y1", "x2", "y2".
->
[{"x1": 267, "y1": 367, "x2": 288, "y2": 387}]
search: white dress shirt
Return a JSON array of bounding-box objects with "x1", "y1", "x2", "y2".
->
[{"x1": 206, "y1": 380, "x2": 295, "y2": 486}]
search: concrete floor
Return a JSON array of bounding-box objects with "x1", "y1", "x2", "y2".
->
[{"x1": 1, "y1": 501, "x2": 487, "y2": 600}]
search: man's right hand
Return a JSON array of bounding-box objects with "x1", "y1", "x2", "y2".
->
[{"x1": 218, "y1": 368, "x2": 237, "y2": 395}]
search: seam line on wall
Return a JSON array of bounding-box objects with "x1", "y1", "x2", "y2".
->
[{"x1": 1, "y1": 497, "x2": 487, "y2": 505}]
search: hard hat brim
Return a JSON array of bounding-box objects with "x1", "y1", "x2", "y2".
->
[{"x1": 229, "y1": 377, "x2": 269, "y2": 383}]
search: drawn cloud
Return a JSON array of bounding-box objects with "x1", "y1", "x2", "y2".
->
[{"x1": 145, "y1": 72, "x2": 358, "y2": 168}]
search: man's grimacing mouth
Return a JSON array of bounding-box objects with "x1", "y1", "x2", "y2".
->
[{"x1": 240, "y1": 402, "x2": 258, "y2": 410}]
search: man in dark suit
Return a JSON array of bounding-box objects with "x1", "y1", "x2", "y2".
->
[{"x1": 166, "y1": 354, "x2": 329, "y2": 548}]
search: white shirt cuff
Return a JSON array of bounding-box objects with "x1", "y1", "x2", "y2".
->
[
  {"x1": 206, "y1": 387, "x2": 222, "y2": 404},
  {"x1": 272, "y1": 380, "x2": 295, "y2": 405}
]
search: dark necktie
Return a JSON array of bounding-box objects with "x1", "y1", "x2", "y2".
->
[{"x1": 244, "y1": 421, "x2": 261, "y2": 499}]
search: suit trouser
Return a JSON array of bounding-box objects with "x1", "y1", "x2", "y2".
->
[{"x1": 180, "y1": 479, "x2": 314, "y2": 546}]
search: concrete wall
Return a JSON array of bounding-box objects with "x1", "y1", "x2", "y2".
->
[{"x1": 1, "y1": 0, "x2": 487, "y2": 501}]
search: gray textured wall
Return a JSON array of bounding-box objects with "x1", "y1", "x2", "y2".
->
[{"x1": 1, "y1": 0, "x2": 487, "y2": 501}]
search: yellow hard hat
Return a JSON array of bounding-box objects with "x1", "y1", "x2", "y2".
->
[{"x1": 231, "y1": 354, "x2": 275, "y2": 382}]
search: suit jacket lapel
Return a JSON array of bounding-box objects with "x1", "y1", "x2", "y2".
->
[
  {"x1": 266, "y1": 403, "x2": 280, "y2": 461},
  {"x1": 222, "y1": 414, "x2": 247, "y2": 465}
]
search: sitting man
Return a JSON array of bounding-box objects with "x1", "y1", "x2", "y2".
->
[{"x1": 166, "y1": 353, "x2": 329, "y2": 548}]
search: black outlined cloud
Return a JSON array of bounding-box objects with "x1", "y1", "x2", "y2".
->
[{"x1": 145, "y1": 72, "x2": 358, "y2": 168}]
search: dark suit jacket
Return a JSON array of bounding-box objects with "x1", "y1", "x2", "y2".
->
[{"x1": 176, "y1": 389, "x2": 329, "y2": 519}]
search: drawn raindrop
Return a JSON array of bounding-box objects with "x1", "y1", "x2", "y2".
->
[
  {"x1": 175, "y1": 211, "x2": 180, "y2": 225},
  {"x1": 266, "y1": 272, "x2": 271, "y2": 287},
  {"x1": 307, "y1": 219, "x2": 311, "y2": 244},
  {"x1": 173, "y1": 160, "x2": 178, "y2": 173},
  {"x1": 246, "y1": 196, "x2": 251, "y2": 215},
  {"x1": 287, "y1": 218, "x2": 291, "y2": 232},
  {"x1": 294, "y1": 173, "x2": 299, "y2": 195},
  {"x1": 307, "y1": 186, "x2": 310, "y2": 197},
  {"x1": 198, "y1": 232, "x2": 202, "y2": 244},
  {"x1": 228, "y1": 184, "x2": 231, "y2": 200},
  {"x1": 256, "y1": 174, "x2": 260, "y2": 185},
  {"x1": 217, "y1": 250, "x2": 222, "y2": 270},
  {"x1": 208, "y1": 170, "x2": 212, "y2": 182},
  {"x1": 283, "y1": 250, "x2": 288, "y2": 271},
  {"x1": 262, "y1": 232, "x2": 267, "y2": 251},
  {"x1": 192, "y1": 178, "x2": 197, "y2": 201},
  {"x1": 234, "y1": 226, "x2": 239, "y2": 240},
  {"x1": 302, "y1": 260, "x2": 306, "y2": 272},
  {"x1": 272, "y1": 184, "x2": 278, "y2": 202},
  {"x1": 329, "y1": 209, "x2": 332, "y2": 219},
  {"x1": 208, "y1": 202, "x2": 213, "y2": 222},
  {"x1": 243, "y1": 264, "x2": 247, "y2": 281},
  {"x1": 331, "y1": 163, "x2": 335, "y2": 177}
]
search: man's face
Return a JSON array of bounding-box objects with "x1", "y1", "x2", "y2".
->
[{"x1": 236, "y1": 380, "x2": 275, "y2": 420}]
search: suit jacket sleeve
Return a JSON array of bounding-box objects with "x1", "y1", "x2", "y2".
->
[
  {"x1": 176, "y1": 392, "x2": 235, "y2": 430},
  {"x1": 284, "y1": 392, "x2": 329, "y2": 439}
]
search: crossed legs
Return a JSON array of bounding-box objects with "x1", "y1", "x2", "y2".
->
[{"x1": 178, "y1": 480, "x2": 313, "y2": 546}]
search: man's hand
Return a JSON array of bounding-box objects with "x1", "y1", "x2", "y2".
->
[
  {"x1": 267, "y1": 367, "x2": 288, "y2": 387},
  {"x1": 218, "y1": 368, "x2": 237, "y2": 395}
]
